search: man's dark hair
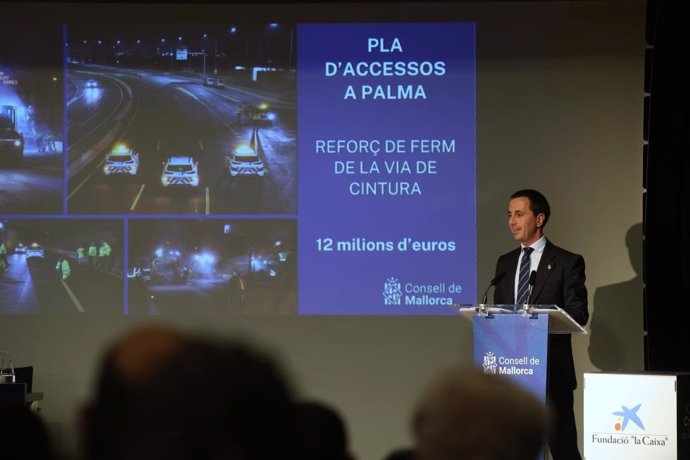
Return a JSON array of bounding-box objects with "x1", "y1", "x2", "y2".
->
[
  {"x1": 124, "y1": 339, "x2": 296, "y2": 460},
  {"x1": 293, "y1": 400, "x2": 350, "y2": 460},
  {"x1": 413, "y1": 367, "x2": 547, "y2": 460},
  {"x1": 0, "y1": 402, "x2": 56, "y2": 460},
  {"x1": 510, "y1": 189, "x2": 550, "y2": 226},
  {"x1": 84, "y1": 328, "x2": 296, "y2": 460}
]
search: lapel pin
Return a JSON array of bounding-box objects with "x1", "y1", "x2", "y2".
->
[{"x1": 547, "y1": 264, "x2": 552, "y2": 270}]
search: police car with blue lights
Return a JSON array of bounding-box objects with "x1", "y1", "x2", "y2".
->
[
  {"x1": 225, "y1": 144, "x2": 265, "y2": 178},
  {"x1": 26, "y1": 243, "x2": 45, "y2": 259},
  {"x1": 254, "y1": 103, "x2": 276, "y2": 127},
  {"x1": 161, "y1": 156, "x2": 199, "y2": 187},
  {"x1": 103, "y1": 144, "x2": 139, "y2": 176}
]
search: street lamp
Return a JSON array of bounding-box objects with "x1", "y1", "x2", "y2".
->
[
  {"x1": 266, "y1": 24, "x2": 279, "y2": 65},
  {"x1": 203, "y1": 32, "x2": 218, "y2": 74},
  {"x1": 228, "y1": 25, "x2": 248, "y2": 68}
]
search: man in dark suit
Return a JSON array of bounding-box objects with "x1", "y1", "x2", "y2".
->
[{"x1": 493, "y1": 189, "x2": 589, "y2": 460}]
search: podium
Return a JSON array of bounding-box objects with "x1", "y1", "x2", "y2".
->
[
  {"x1": 0, "y1": 383, "x2": 26, "y2": 405},
  {"x1": 0, "y1": 383, "x2": 44, "y2": 409},
  {"x1": 458, "y1": 304, "x2": 587, "y2": 401}
]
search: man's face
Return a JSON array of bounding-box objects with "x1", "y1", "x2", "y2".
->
[{"x1": 508, "y1": 197, "x2": 544, "y2": 245}]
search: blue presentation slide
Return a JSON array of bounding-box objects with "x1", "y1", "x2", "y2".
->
[
  {"x1": 298, "y1": 23, "x2": 477, "y2": 315},
  {"x1": 1, "y1": 19, "x2": 476, "y2": 317}
]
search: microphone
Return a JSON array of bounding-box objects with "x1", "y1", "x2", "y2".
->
[{"x1": 481, "y1": 272, "x2": 506, "y2": 305}]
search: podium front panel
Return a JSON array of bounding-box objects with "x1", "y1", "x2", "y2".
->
[{"x1": 473, "y1": 313, "x2": 548, "y2": 402}]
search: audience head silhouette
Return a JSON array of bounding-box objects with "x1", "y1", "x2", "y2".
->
[
  {"x1": 293, "y1": 400, "x2": 355, "y2": 460},
  {"x1": 382, "y1": 447, "x2": 416, "y2": 460},
  {"x1": 412, "y1": 367, "x2": 547, "y2": 460},
  {"x1": 0, "y1": 401, "x2": 56, "y2": 460},
  {"x1": 83, "y1": 325, "x2": 295, "y2": 460}
]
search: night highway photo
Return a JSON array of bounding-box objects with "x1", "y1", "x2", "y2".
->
[
  {"x1": 0, "y1": 219, "x2": 123, "y2": 315},
  {"x1": 66, "y1": 24, "x2": 297, "y2": 215},
  {"x1": 0, "y1": 24, "x2": 64, "y2": 214},
  {"x1": 127, "y1": 218, "x2": 296, "y2": 316}
]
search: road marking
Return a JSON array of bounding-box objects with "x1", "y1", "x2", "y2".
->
[
  {"x1": 68, "y1": 149, "x2": 107, "y2": 200},
  {"x1": 130, "y1": 184, "x2": 146, "y2": 211},
  {"x1": 206, "y1": 187, "x2": 210, "y2": 214},
  {"x1": 68, "y1": 72, "x2": 129, "y2": 152},
  {"x1": 72, "y1": 76, "x2": 143, "y2": 199},
  {"x1": 68, "y1": 172, "x2": 94, "y2": 200},
  {"x1": 104, "y1": 271, "x2": 124, "y2": 281},
  {"x1": 61, "y1": 280, "x2": 86, "y2": 312},
  {"x1": 198, "y1": 139, "x2": 204, "y2": 151},
  {"x1": 177, "y1": 86, "x2": 201, "y2": 103},
  {"x1": 157, "y1": 139, "x2": 161, "y2": 152}
]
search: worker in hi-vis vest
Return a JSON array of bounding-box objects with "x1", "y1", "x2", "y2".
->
[{"x1": 56, "y1": 258, "x2": 71, "y2": 280}]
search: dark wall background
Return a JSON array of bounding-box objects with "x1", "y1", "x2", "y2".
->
[{"x1": 644, "y1": 0, "x2": 690, "y2": 372}]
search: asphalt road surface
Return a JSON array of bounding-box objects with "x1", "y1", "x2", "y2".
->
[
  {"x1": 67, "y1": 67, "x2": 296, "y2": 215},
  {"x1": 0, "y1": 151, "x2": 63, "y2": 214},
  {"x1": 0, "y1": 253, "x2": 123, "y2": 315}
]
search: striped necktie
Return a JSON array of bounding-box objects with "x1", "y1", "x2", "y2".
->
[{"x1": 516, "y1": 247, "x2": 534, "y2": 304}]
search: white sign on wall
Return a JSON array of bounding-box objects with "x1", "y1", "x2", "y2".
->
[{"x1": 584, "y1": 373, "x2": 677, "y2": 460}]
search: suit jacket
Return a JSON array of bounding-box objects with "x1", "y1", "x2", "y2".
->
[{"x1": 493, "y1": 239, "x2": 589, "y2": 390}]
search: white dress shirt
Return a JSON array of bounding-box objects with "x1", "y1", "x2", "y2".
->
[{"x1": 513, "y1": 236, "x2": 546, "y2": 303}]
